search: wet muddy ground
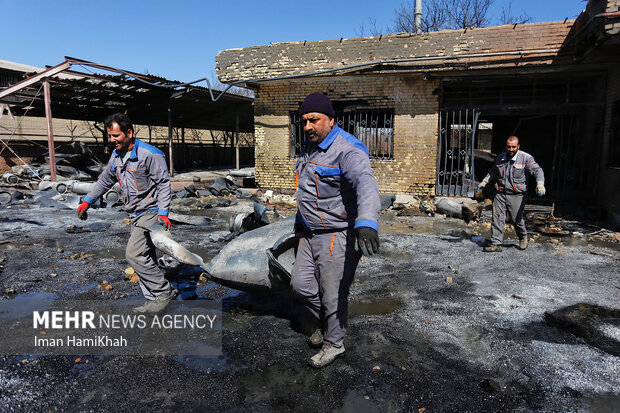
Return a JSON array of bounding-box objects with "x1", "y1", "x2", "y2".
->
[{"x1": 0, "y1": 198, "x2": 619, "y2": 412}]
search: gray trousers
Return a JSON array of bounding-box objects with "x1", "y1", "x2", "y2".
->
[
  {"x1": 127, "y1": 211, "x2": 172, "y2": 300},
  {"x1": 291, "y1": 229, "x2": 361, "y2": 347},
  {"x1": 491, "y1": 192, "x2": 527, "y2": 246}
]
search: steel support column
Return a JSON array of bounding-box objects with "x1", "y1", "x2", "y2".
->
[
  {"x1": 43, "y1": 79, "x2": 57, "y2": 182},
  {"x1": 168, "y1": 106, "x2": 174, "y2": 177},
  {"x1": 181, "y1": 127, "x2": 186, "y2": 169},
  {"x1": 235, "y1": 111, "x2": 240, "y2": 170}
]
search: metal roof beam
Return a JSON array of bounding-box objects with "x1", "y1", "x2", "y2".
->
[{"x1": 0, "y1": 60, "x2": 72, "y2": 99}]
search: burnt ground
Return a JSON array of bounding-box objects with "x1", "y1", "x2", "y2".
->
[{"x1": 0, "y1": 198, "x2": 619, "y2": 412}]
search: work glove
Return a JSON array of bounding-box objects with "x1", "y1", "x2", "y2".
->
[
  {"x1": 77, "y1": 201, "x2": 90, "y2": 220},
  {"x1": 536, "y1": 182, "x2": 546, "y2": 197},
  {"x1": 354, "y1": 226, "x2": 380, "y2": 256},
  {"x1": 158, "y1": 215, "x2": 172, "y2": 231},
  {"x1": 476, "y1": 181, "x2": 488, "y2": 192}
]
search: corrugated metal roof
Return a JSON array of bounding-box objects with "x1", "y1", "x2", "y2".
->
[{"x1": 0, "y1": 57, "x2": 254, "y2": 132}]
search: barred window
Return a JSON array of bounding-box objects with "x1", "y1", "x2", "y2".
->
[{"x1": 289, "y1": 109, "x2": 394, "y2": 160}]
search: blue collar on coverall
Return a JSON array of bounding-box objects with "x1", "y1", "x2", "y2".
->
[
  {"x1": 308, "y1": 124, "x2": 370, "y2": 156},
  {"x1": 113, "y1": 138, "x2": 140, "y2": 159},
  {"x1": 317, "y1": 125, "x2": 338, "y2": 150}
]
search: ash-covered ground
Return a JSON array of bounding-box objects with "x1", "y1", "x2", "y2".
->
[{"x1": 0, "y1": 197, "x2": 618, "y2": 412}]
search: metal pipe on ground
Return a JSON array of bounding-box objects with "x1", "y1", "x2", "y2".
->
[
  {"x1": 0, "y1": 191, "x2": 12, "y2": 206},
  {"x1": 235, "y1": 188, "x2": 263, "y2": 198},
  {"x1": 70, "y1": 181, "x2": 94, "y2": 195},
  {"x1": 2, "y1": 173, "x2": 18, "y2": 185},
  {"x1": 228, "y1": 169, "x2": 255, "y2": 178},
  {"x1": 71, "y1": 182, "x2": 120, "y2": 195},
  {"x1": 38, "y1": 181, "x2": 70, "y2": 194},
  {"x1": 103, "y1": 190, "x2": 120, "y2": 205},
  {"x1": 149, "y1": 227, "x2": 210, "y2": 272}
]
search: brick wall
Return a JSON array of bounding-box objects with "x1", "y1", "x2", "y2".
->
[
  {"x1": 254, "y1": 74, "x2": 439, "y2": 196},
  {"x1": 606, "y1": 0, "x2": 620, "y2": 35},
  {"x1": 0, "y1": 116, "x2": 255, "y2": 174}
]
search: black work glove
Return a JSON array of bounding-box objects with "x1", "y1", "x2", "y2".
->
[{"x1": 354, "y1": 227, "x2": 380, "y2": 256}]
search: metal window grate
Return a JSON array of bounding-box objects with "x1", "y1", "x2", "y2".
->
[
  {"x1": 289, "y1": 109, "x2": 394, "y2": 160},
  {"x1": 436, "y1": 109, "x2": 479, "y2": 197}
]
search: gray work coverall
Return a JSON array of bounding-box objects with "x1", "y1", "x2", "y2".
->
[
  {"x1": 484, "y1": 150, "x2": 544, "y2": 246},
  {"x1": 292, "y1": 125, "x2": 380, "y2": 347},
  {"x1": 84, "y1": 138, "x2": 173, "y2": 300}
]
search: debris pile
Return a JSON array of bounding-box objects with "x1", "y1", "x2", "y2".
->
[{"x1": 9, "y1": 147, "x2": 105, "y2": 183}]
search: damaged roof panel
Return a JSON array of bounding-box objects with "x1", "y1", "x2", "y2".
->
[
  {"x1": 1, "y1": 58, "x2": 255, "y2": 133},
  {"x1": 216, "y1": 21, "x2": 576, "y2": 83}
]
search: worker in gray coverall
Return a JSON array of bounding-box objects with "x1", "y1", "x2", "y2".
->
[
  {"x1": 292, "y1": 93, "x2": 381, "y2": 368},
  {"x1": 478, "y1": 136, "x2": 545, "y2": 252},
  {"x1": 76, "y1": 113, "x2": 178, "y2": 313}
]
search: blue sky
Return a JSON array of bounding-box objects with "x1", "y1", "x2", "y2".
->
[{"x1": 1, "y1": 0, "x2": 587, "y2": 84}]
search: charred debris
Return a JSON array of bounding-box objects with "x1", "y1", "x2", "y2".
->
[{"x1": 0, "y1": 147, "x2": 618, "y2": 251}]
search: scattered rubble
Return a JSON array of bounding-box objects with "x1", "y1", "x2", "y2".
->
[
  {"x1": 0, "y1": 180, "x2": 618, "y2": 412},
  {"x1": 434, "y1": 197, "x2": 481, "y2": 222},
  {"x1": 64, "y1": 222, "x2": 111, "y2": 233},
  {"x1": 228, "y1": 202, "x2": 270, "y2": 235},
  {"x1": 392, "y1": 194, "x2": 417, "y2": 209}
]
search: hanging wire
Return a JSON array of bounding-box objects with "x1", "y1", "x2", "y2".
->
[
  {"x1": 0, "y1": 83, "x2": 44, "y2": 155},
  {"x1": 0, "y1": 82, "x2": 47, "y2": 180},
  {"x1": 0, "y1": 135, "x2": 44, "y2": 180}
]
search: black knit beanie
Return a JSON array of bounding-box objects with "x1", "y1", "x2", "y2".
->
[{"x1": 299, "y1": 93, "x2": 335, "y2": 118}]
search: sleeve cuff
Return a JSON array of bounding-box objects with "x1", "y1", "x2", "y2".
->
[
  {"x1": 158, "y1": 209, "x2": 169, "y2": 216},
  {"x1": 354, "y1": 219, "x2": 378, "y2": 231},
  {"x1": 83, "y1": 196, "x2": 95, "y2": 204}
]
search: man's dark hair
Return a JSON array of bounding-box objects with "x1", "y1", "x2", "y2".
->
[{"x1": 104, "y1": 113, "x2": 133, "y2": 134}]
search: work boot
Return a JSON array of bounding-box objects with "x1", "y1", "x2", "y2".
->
[
  {"x1": 134, "y1": 288, "x2": 179, "y2": 314},
  {"x1": 308, "y1": 343, "x2": 345, "y2": 368},
  {"x1": 519, "y1": 237, "x2": 528, "y2": 250},
  {"x1": 306, "y1": 328, "x2": 323, "y2": 349},
  {"x1": 483, "y1": 245, "x2": 502, "y2": 252}
]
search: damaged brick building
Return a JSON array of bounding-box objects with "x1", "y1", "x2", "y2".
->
[{"x1": 216, "y1": 0, "x2": 620, "y2": 225}]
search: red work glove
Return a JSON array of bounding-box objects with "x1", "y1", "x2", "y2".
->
[
  {"x1": 158, "y1": 215, "x2": 172, "y2": 231},
  {"x1": 77, "y1": 201, "x2": 90, "y2": 220}
]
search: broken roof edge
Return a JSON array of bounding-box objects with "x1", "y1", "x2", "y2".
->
[
  {"x1": 0, "y1": 57, "x2": 254, "y2": 132},
  {"x1": 64, "y1": 56, "x2": 255, "y2": 103},
  {"x1": 1, "y1": 56, "x2": 253, "y2": 104},
  {"x1": 0, "y1": 58, "x2": 83, "y2": 82},
  {"x1": 0, "y1": 59, "x2": 43, "y2": 74},
  {"x1": 216, "y1": 20, "x2": 575, "y2": 83},
  {"x1": 218, "y1": 20, "x2": 576, "y2": 53},
  {"x1": 237, "y1": 49, "x2": 564, "y2": 89}
]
